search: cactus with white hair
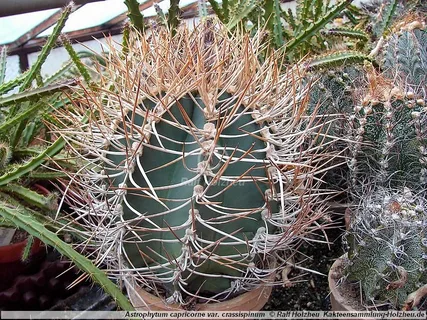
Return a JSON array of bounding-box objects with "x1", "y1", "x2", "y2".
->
[
  {"x1": 345, "y1": 186, "x2": 427, "y2": 309},
  {"x1": 340, "y1": 13, "x2": 427, "y2": 310}
]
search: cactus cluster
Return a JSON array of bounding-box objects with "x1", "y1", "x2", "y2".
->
[
  {"x1": 56, "y1": 22, "x2": 338, "y2": 304},
  {"x1": 300, "y1": 0, "x2": 427, "y2": 309},
  {"x1": 332, "y1": 11, "x2": 427, "y2": 310},
  {"x1": 24, "y1": 0, "x2": 424, "y2": 311}
]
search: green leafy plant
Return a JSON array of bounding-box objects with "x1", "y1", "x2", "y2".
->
[
  {"x1": 0, "y1": 3, "x2": 133, "y2": 311},
  {"x1": 202, "y1": 0, "x2": 372, "y2": 65}
]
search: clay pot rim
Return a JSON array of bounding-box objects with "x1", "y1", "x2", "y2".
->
[
  {"x1": 329, "y1": 254, "x2": 381, "y2": 320},
  {"x1": 126, "y1": 272, "x2": 275, "y2": 312},
  {"x1": 0, "y1": 236, "x2": 43, "y2": 263},
  {"x1": 328, "y1": 253, "x2": 357, "y2": 312}
]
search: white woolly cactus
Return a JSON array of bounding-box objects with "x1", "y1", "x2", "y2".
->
[
  {"x1": 345, "y1": 186, "x2": 427, "y2": 309},
  {"x1": 56, "y1": 21, "x2": 336, "y2": 306}
]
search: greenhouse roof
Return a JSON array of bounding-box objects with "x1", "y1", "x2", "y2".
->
[{"x1": 0, "y1": 0, "x2": 200, "y2": 54}]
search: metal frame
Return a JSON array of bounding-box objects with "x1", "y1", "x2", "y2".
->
[
  {"x1": 3, "y1": 0, "x2": 295, "y2": 72},
  {"x1": 0, "y1": 0, "x2": 105, "y2": 18}
]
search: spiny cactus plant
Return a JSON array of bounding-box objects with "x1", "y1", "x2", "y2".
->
[
  {"x1": 346, "y1": 66, "x2": 427, "y2": 190},
  {"x1": 56, "y1": 21, "x2": 338, "y2": 306},
  {"x1": 345, "y1": 186, "x2": 427, "y2": 309},
  {"x1": 346, "y1": 13, "x2": 427, "y2": 189},
  {"x1": 337, "y1": 13, "x2": 427, "y2": 310},
  {"x1": 382, "y1": 17, "x2": 426, "y2": 96}
]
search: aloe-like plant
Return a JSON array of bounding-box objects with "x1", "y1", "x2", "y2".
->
[
  {"x1": 56, "y1": 20, "x2": 338, "y2": 306},
  {"x1": 0, "y1": 3, "x2": 133, "y2": 311},
  {"x1": 199, "y1": 0, "x2": 374, "y2": 67}
]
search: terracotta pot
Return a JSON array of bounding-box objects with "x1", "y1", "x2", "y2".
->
[
  {"x1": 328, "y1": 254, "x2": 375, "y2": 320},
  {"x1": 126, "y1": 276, "x2": 273, "y2": 314},
  {"x1": 0, "y1": 237, "x2": 44, "y2": 291}
]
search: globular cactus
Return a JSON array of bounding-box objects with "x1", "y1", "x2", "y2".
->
[
  {"x1": 344, "y1": 186, "x2": 427, "y2": 309},
  {"x1": 57, "y1": 22, "x2": 336, "y2": 305}
]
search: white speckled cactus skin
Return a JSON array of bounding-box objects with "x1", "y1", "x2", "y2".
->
[
  {"x1": 342, "y1": 18, "x2": 427, "y2": 309},
  {"x1": 345, "y1": 186, "x2": 427, "y2": 308}
]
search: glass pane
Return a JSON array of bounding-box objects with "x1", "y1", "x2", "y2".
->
[
  {"x1": 0, "y1": 8, "x2": 59, "y2": 45},
  {"x1": 38, "y1": 0, "x2": 129, "y2": 37}
]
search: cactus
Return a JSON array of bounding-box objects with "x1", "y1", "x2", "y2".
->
[
  {"x1": 344, "y1": 186, "x2": 427, "y2": 309},
  {"x1": 56, "y1": 21, "x2": 336, "y2": 305},
  {"x1": 348, "y1": 15, "x2": 427, "y2": 190},
  {"x1": 382, "y1": 20, "x2": 426, "y2": 96},
  {"x1": 0, "y1": 4, "x2": 132, "y2": 309},
  {"x1": 307, "y1": 11, "x2": 427, "y2": 188},
  {"x1": 330, "y1": 10, "x2": 427, "y2": 310},
  {"x1": 346, "y1": 67, "x2": 427, "y2": 190}
]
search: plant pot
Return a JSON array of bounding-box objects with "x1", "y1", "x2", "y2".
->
[
  {"x1": 126, "y1": 277, "x2": 273, "y2": 313},
  {"x1": 328, "y1": 254, "x2": 375, "y2": 320},
  {"x1": 0, "y1": 236, "x2": 44, "y2": 291}
]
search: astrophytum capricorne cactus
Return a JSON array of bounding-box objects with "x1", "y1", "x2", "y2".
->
[{"x1": 57, "y1": 21, "x2": 336, "y2": 306}]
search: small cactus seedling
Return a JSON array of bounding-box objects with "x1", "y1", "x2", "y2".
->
[{"x1": 57, "y1": 22, "x2": 337, "y2": 305}]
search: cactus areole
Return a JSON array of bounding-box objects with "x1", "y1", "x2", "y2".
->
[
  {"x1": 339, "y1": 19, "x2": 427, "y2": 310},
  {"x1": 111, "y1": 93, "x2": 280, "y2": 299},
  {"x1": 60, "y1": 22, "x2": 329, "y2": 305}
]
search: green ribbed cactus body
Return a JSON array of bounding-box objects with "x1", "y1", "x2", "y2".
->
[
  {"x1": 306, "y1": 66, "x2": 366, "y2": 189},
  {"x1": 350, "y1": 96, "x2": 426, "y2": 189},
  {"x1": 105, "y1": 92, "x2": 277, "y2": 295},
  {"x1": 60, "y1": 22, "x2": 333, "y2": 305},
  {"x1": 350, "y1": 22, "x2": 427, "y2": 189},
  {"x1": 345, "y1": 188, "x2": 426, "y2": 308},
  {"x1": 308, "y1": 67, "x2": 364, "y2": 116},
  {"x1": 383, "y1": 27, "x2": 426, "y2": 94}
]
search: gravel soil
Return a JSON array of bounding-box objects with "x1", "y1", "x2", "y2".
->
[{"x1": 263, "y1": 226, "x2": 345, "y2": 311}]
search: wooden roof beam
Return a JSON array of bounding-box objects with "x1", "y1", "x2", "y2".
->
[
  {"x1": 8, "y1": 5, "x2": 87, "y2": 51},
  {"x1": 0, "y1": 0, "x2": 105, "y2": 18},
  {"x1": 7, "y1": 1, "x2": 201, "y2": 56},
  {"x1": 6, "y1": 0, "x2": 158, "y2": 53}
]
